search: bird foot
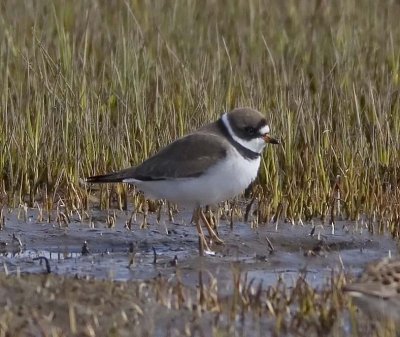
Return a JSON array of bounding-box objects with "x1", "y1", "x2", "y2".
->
[{"x1": 200, "y1": 209, "x2": 224, "y2": 245}]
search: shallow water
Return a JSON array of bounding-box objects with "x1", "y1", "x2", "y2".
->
[{"x1": 0, "y1": 206, "x2": 397, "y2": 289}]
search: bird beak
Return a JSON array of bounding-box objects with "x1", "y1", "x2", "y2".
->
[{"x1": 263, "y1": 134, "x2": 280, "y2": 144}]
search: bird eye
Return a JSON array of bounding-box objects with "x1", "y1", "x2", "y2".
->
[{"x1": 245, "y1": 126, "x2": 256, "y2": 135}]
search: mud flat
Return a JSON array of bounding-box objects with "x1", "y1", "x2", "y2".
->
[{"x1": 0, "y1": 206, "x2": 397, "y2": 336}]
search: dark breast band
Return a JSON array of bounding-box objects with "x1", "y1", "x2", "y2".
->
[{"x1": 217, "y1": 119, "x2": 261, "y2": 160}]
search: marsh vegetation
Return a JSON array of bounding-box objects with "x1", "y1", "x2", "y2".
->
[{"x1": 0, "y1": 0, "x2": 399, "y2": 336}]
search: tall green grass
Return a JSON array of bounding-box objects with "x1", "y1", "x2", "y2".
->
[{"x1": 0, "y1": 0, "x2": 399, "y2": 227}]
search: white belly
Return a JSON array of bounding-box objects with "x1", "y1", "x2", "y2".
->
[{"x1": 125, "y1": 150, "x2": 261, "y2": 207}]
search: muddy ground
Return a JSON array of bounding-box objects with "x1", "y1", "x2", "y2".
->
[{"x1": 0, "y1": 205, "x2": 398, "y2": 336}]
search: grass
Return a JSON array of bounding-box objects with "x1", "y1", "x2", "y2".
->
[
  {"x1": 0, "y1": 0, "x2": 399, "y2": 229},
  {"x1": 0, "y1": 268, "x2": 347, "y2": 337},
  {"x1": 1, "y1": 2, "x2": 399, "y2": 334},
  {"x1": 0, "y1": 269, "x2": 397, "y2": 337}
]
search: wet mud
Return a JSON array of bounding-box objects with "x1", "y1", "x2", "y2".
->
[
  {"x1": 0, "y1": 205, "x2": 398, "y2": 336},
  {"x1": 0, "y1": 206, "x2": 397, "y2": 287}
]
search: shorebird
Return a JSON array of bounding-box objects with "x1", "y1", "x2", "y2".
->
[
  {"x1": 86, "y1": 107, "x2": 279, "y2": 254},
  {"x1": 344, "y1": 257, "x2": 400, "y2": 328}
]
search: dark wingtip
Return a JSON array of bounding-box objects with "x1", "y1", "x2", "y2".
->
[
  {"x1": 85, "y1": 176, "x2": 98, "y2": 183},
  {"x1": 85, "y1": 173, "x2": 123, "y2": 184},
  {"x1": 86, "y1": 167, "x2": 137, "y2": 184}
]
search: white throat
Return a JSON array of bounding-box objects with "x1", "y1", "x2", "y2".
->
[{"x1": 221, "y1": 113, "x2": 267, "y2": 154}]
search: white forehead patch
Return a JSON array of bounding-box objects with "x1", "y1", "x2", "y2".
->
[{"x1": 259, "y1": 125, "x2": 270, "y2": 135}]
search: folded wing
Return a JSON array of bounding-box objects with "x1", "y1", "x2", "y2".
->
[{"x1": 86, "y1": 133, "x2": 228, "y2": 183}]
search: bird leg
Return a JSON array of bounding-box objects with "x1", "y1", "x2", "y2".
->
[
  {"x1": 140, "y1": 199, "x2": 149, "y2": 229},
  {"x1": 156, "y1": 200, "x2": 164, "y2": 223},
  {"x1": 193, "y1": 207, "x2": 212, "y2": 255},
  {"x1": 199, "y1": 208, "x2": 224, "y2": 244}
]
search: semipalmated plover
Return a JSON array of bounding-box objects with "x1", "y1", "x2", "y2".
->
[
  {"x1": 344, "y1": 257, "x2": 400, "y2": 327},
  {"x1": 86, "y1": 107, "x2": 279, "y2": 254}
]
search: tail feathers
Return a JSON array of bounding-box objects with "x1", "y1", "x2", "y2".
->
[
  {"x1": 86, "y1": 173, "x2": 124, "y2": 183},
  {"x1": 86, "y1": 167, "x2": 136, "y2": 183}
]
